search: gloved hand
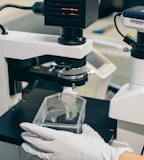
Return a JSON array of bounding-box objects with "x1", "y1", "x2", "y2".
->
[{"x1": 20, "y1": 122, "x2": 132, "y2": 160}]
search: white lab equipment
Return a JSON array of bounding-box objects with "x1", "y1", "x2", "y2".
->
[
  {"x1": 109, "y1": 6, "x2": 144, "y2": 154},
  {"x1": 0, "y1": 30, "x2": 92, "y2": 116},
  {"x1": 77, "y1": 48, "x2": 116, "y2": 99},
  {"x1": 0, "y1": 0, "x2": 99, "y2": 116}
]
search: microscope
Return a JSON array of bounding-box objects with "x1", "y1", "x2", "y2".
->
[
  {"x1": 0, "y1": 0, "x2": 99, "y2": 116},
  {"x1": 0, "y1": 1, "x2": 115, "y2": 159},
  {"x1": 109, "y1": 6, "x2": 144, "y2": 154}
]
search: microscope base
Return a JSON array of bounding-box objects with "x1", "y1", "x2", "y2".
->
[
  {"x1": 109, "y1": 83, "x2": 144, "y2": 154},
  {"x1": 116, "y1": 120, "x2": 144, "y2": 154}
]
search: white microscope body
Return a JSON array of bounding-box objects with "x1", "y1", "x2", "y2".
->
[
  {"x1": 0, "y1": 30, "x2": 93, "y2": 116},
  {"x1": 109, "y1": 6, "x2": 144, "y2": 154},
  {"x1": 0, "y1": 0, "x2": 100, "y2": 117}
]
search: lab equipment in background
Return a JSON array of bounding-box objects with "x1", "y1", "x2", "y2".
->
[
  {"x1": 33, "y1": 92, "x2": 86, "y2": 133},
  {"x1": 109, "y1": 6, "x2": 144, "y2": 154},
  {"x1": 77, "y1": 48, "x2": 116, "y2": 99}
]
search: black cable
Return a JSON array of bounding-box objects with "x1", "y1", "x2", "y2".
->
[
  {"x1": 114, "y1": 12, "x2": 136, "y2": 46},
  {"x1": 0, "y1": 24, "x2": 7, "y2": 34},
  {"x1": 141, "y1": 145, "x2": 144, "y2": 155},
  {"x1": 0, "y1": 4, "x2": 32, "y2": 11},
  {"x1": 0, "y1": 3, "x2": 33, "y2": 34},
  {"x1": 114, "y1": 12, "x2": 124, "y2": 38}
]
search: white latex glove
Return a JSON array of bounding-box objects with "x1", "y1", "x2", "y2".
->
[{"x1": 20, "y1": 122, "x2": 132, "y2": 160}]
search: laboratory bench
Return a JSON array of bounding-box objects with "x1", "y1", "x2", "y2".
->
[{"x1": 0, "y1": 81, "x2": 117, "y2": 146}]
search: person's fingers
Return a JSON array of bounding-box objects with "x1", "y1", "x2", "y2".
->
[
  {"x1": 22, "y1": 143, "x2": 53, "y2": 160},
  {"x1": 21, "y1": 131, "x2": 37, "y2": 138},
  {"x1": 20, "y1": 122, "x2": 68, "y2": 140},
  {"x1": 21, "y1": 132, "x2": 54, "y2": 152}
]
